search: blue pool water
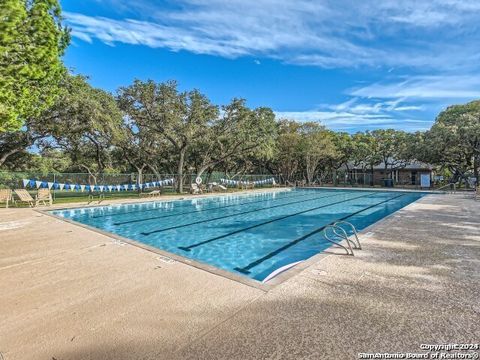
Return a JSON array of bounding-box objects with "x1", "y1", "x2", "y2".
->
[{"x1": 51, "y1": 189, "x2": 425, "y2": 281}]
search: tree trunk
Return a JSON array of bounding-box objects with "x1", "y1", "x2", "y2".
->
[
  {"x1": 177, "y1": 148, "x2": 186, "y2": 193},
  {"x1": 0, "y1": 147, "x2": 23, "y2": 167},
  {"x1": 148, "y1": 164, "x2": 161, "y2": 181},
  {"x1": 196, "y1": 164, "x2": 210, "y2": 179},
  {"x1": 137, "y1": 166, "x2": 144, "y2": 193},
  {"x1": 370, "y1": 165, "x2": 374, "y2": 186},
  {"x1": 474, "y1": 154, "x2": 479, "y2": 185}
]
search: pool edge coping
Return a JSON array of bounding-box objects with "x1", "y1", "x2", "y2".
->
[
  {"x1": 38, "y1": 208, "x2": 274, "y2": 292},
  {"x1": 36, "y1": 190, "x2": 433, "y2": 291}
]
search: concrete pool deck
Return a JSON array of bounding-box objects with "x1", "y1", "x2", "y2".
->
[{"x1": 0, "y1": 192, "x2": 479, "y2": 359}]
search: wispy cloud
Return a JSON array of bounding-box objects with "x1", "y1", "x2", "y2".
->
[
  {"x1": 274, "y1": 110, "x2": 431, "y2": 132},
  {"x1": 276, "y1": 91, "x2": 438, "y2": 131},
  {"x1": 349, "y1": 75, "x2": 480, "y2": 99},
  {"x1": 65, "y1": 1, "x2": 480, "y2": 132},
  {"x1": 65, "y1": 0, "x2": 480, "y2": 70}
]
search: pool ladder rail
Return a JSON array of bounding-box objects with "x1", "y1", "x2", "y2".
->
[{"x1": 322, "y1": 221, "x2": 362, "y2": 256}]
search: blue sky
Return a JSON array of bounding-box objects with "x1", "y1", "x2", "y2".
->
[{"x1": 61, "y1": 0, "x2": 480, "y2": 132}]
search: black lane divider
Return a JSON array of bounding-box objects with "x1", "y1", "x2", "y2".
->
[
  {"x1": 140, "y1": 192, "x2": 350, "y2": 236},
  {"x1": 92, "y1": 190, "x2": 296, "y2": 219},
  {"x1": 177, "y1": 192, "x2": 376, "y2": 251},
  {"x1": 114, "y1": 190, "x2": 319, "y2": 226},
  {"x1": 234, "y1": 193, "x2": 407, "y2": 274}
]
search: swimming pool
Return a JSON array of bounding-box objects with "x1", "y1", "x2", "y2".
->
[{"x1": 51, "y1": 188, "x2": 426, "y2": 282}]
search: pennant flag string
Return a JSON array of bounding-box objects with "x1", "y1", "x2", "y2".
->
[{"x1": 21, "y1": 178, "x2": 175, "y2": 192}]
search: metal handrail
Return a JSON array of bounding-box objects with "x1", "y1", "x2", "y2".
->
[
  {"x1": 334, "y1": 221, "x2": 362, "y2": 249},
  {"x1": 323, "y1": 225, "x2": 355, "y2": 255}
]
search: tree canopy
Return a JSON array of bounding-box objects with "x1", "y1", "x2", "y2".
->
[
  {"x1": 424, "y1": 100, "x2": 480, "y2": 181},
  {"x1": 0, "y1": 0, "x2": 69, "y2": 132},
  {"x1": 1, "y1": 71, "x2": 479, "y2": 191}
]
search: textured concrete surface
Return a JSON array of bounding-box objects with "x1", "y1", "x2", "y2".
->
[{"x1": 0, "y1": 193, "x2": 479, "y2": 360}]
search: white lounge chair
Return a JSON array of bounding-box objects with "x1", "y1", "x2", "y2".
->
[
  {"x1": 208, "y1": 182, "x2": 227, "y2": 192},
  {"x1": 36, "y1": 188, "x2": 52, "y2": 206},
  {"x1": 14, "y1": 189, "x2": 35, "y2": 207},
  {"x1": 0, "y1": 189, "x2": 13, "y2": 208},
  {"x1": 144, "y1": 189, "x2": 161, "y2": 197},
  {"x1": 190, "y1": 183, "x2": 203, "y2": 195}
]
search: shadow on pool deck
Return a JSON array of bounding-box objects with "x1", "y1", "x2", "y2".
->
[{"x1": 0, "y1": 194, "x2": 479, "y2": 360}]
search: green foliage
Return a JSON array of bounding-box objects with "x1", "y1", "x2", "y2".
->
[
  {"x1": 425, "y1": 100, "x2": 480, "y2": 180},
  {"x1": 41, "y1": 74, "x2": 123, "y2": 179},
  {"x1": 118, "y1": 80, "x2": 219, "y2": 192},
  {"x1": 271, "y1": 120, "x2": 303, "y2": 182},
  {"x1": 298, "y1": 123, "x2": 338, "y2": 184},
  {"x1": 2, "y1": 60, "x2": 479, "y2": 190},
  {"x1": 193, "y1": 99, "x2": 277, "y2": 176},
  {"x1": 0, "y1": 0, "x2": 69, "y2": 132},
  {"x1": 369, "y1": 129, "x2": 411, "y2": 176}
]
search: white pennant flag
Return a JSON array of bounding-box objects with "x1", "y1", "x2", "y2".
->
[
  {"x1": 22, "y1": 179, "x2": 29, "y2": 188},
  {"x1": 47, "y1": 182, "x2": 54, "y2": 189},
  {"x1": 116, "y1": 185, "x2": 121, "y2": 191},
  {"x1": 80, "y1": 184, "x2": 85, "y2": 192},
  {"x1": 71, "y1": 185, "x2": 76, "y2": 191},
  {"x1": 35, "y1": 181, "x2": 42, "y2": 189},
  {"x1": 132, "y1": 184, "x2": 136, "y2": 191},
  {"x1": 99, "y1": 185, "x2": 104, "y2": 192},
  {"x1": 107, "y1": 185, "x2": 112, "y2": 192},
  {"x1": 59, "y1": 183, "x2": 65, "y2": 190}
]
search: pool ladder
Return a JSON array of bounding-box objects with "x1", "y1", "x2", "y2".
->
[{"x1": 322, "y1": 221, "x2": 362, "y2": 256}]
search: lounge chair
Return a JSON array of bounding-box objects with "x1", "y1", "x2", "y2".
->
[
  {"x1": 208, "y1": 182, "x2": 228, "y2": 192},
  {"x1": 245, "y1": 182, "x2": 255, "y2": 190},
  {"x1": 190, "y1": 183, "x2": 203, "y2": 195},
  {"x1": 217, "y1": 184, "x2": 227, "y2": 191},
  {"x1": 87, "y1": 191, "x2": 105, "y2": 205},
  {"x1": 36, "y1": 188, "x2": 52, "y2": 206},
  {"x1": 0, "y1": 189, "x2": 13, "y2": 208},
  {"x1": 14, "y1": 189, "x2": 35, "y2": 207},
  {"x1": 144, "y1": 189, "x2": 161, "y2": 197}
]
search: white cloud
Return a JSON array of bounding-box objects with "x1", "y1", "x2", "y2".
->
[
  {"x1": 349, "y1": 75, "x2": 480, "y2": 99},
  {"x1": 274, "y1": 110, "x2": 431, "y2": 131},
  {"x1": 276, "y1": 93, "x2": 435, "y2": 131},
  {"x1": 65, "y1": 0, "x2": 480, "y2": 70},
  {"x1": 65, "y1": 1, "x2": 480, "y2": 132}
]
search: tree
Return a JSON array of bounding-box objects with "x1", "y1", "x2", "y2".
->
[
  {"x1": 192, "y1": 99, "x2": 277, "y2": 178},
  {"x1": 425, "y1": 100, "x2": 480, "y2": 182},
  {"x1": 117, "y1": 80, "x2": 218, "y2": 193},
  {"x1": 343, "y1": 132, "x2": 382, "y2": 186},
  {"x1": 0, "y1": 0, "x2": 69, "y2": 132},
  {"x1": 370, "y1": 129, "x2": 410, "y2": 179},
  {"x1": 298, "y1": 123, "x2": 337, "y2": 185},
  {"x1": 114, "y1": 118, "x2": 162, "y2": 187},
  {"x1": 41, "y1": 75, "x2": 123, "y2": 184},
  {"x1": 271, "y1": 120, "x2": 303, "y2": 183}
]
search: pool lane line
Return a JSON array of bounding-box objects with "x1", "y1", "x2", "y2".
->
[
  {"x1": 91, "y1": 190, "x2": 296, "y2": 219},
  {"x1": 233, "y1": 193, "x2": 407, "y2": 275},
  {"x1": 177, "y1": 192, "x2": 377, "y2": 251},
  {"x1": 113, "y1": 190, "x2": 321, "y2": 226},
  {"x1": 140, "y1": 191, "x2": 355, "y2": 236}
]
